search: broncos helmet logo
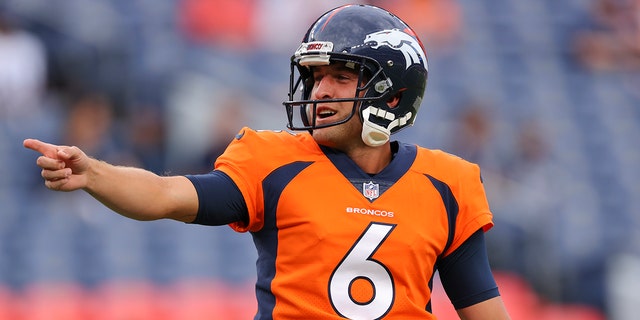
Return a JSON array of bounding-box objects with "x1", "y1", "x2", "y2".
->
[{"x1": 364, "y1": 29, "x2": 427, "y2": 71}]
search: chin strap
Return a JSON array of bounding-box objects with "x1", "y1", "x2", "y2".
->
[
  {"x1": 361, "y1": 106, "x2": 412, "y2": 147},
  {"x1": 362, "y1": 118, "x2": 390, "y2": 147}
]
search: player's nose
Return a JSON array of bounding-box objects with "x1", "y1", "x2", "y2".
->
[{"x1": 312, "y1": 77, "x2": 335, "y2": 100}]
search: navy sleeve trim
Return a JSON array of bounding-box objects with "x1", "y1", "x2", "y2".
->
[
  {"x1": 437, "y1": 229, "x2": 500, "y2": 309},
  {"x1": 185, "y1": 170, "x2": 249, "y2": 226}
]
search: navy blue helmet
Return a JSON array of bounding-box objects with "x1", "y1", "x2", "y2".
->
[{"x1": 284, "y1": 4, "x2": 428, "y2": 146}]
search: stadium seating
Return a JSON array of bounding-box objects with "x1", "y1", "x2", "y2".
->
[{"x1": 1, "y1": 0, "x2": 637, "y2": 318}]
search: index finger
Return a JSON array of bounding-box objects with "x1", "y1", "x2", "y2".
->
[{"x1": 23, "y1": 139, "x2": 62, "y2": 159}]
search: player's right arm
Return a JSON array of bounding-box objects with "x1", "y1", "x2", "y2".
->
[{"x1": 23, "y1": 139, "x2": 198, "y2": 223}]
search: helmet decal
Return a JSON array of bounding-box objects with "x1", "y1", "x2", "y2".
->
[{"x1": 365, "y1": 29, "x2": 427, "y2": 71}]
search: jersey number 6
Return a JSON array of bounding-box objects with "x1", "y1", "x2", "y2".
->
[{"x1": 329, "y1": 222, "x2": 397, "y2": 319}]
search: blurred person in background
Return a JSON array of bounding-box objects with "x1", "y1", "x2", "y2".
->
[
  {"x1": 484, "y1": 118, "x2": 560, "y2": 296},
  {"x1": 61, "y1": 92, "x2": 137, "y2": 167},
  {"x1": 24, "y1": 4, "x2": 510, "y2": 319},
  {"x1": 573, "y1": 0, "x2": 640, "y2": 71},
  {"x1": 0, "y1": 9, "x2": 47, "y2": 123},
  {"x1": 200, "y1": 94, "x2": 249, "y2": 173},
  {"x1": 447, "y1": 101, "x2": 504, "y2": 175},
  {"x1": 126, "y1": 105, "x2": 167, "y2": 175},
  {"x1": 0, "y1": 7, "x2": 53, "y2": 194}
]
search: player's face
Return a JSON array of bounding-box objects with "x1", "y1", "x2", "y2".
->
[{"x1": 308, "y1": 63, "x2": 365, "y2": 150}]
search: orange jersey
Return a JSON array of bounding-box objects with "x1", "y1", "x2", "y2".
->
[{"x1": 214, "y1": 127, "x2": 493, "y2": 319}]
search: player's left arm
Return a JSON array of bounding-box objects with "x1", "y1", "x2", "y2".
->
[
  {"x1": 437, "y1": 229, "x2": 511, "y2": 319},
  {"x1": 456, "y1": 296, "x2": 510, "y2": 320}
]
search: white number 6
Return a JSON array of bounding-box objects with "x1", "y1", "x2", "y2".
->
[{"x1": 329, "y1": 222, "x2": 396, "y2": 319}]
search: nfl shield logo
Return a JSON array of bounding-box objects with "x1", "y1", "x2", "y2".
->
[{"x1": 363, "y1": 181, "x2": 380, "y2": 200}]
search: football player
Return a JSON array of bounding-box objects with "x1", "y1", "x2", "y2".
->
[{"x1": 24, "y1": 4, "x2": 510, "y2": 319}]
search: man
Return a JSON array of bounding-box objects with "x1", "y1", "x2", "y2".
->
[{"x1": 24, "y1": 4, "x2": 511, "y2": 319}]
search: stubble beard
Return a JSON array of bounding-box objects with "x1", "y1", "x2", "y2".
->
[{"x1": 312, "y1": 118, "x2": 363, "y2": 152}]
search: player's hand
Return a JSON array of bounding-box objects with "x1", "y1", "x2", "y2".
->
[{"x1": 23, "y1": 139, "x2": 91, "y2": 192}]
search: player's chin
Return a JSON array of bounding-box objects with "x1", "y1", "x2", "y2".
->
[
  {"x1": 314, "y1": 128, "x2": 361, "y2": 151},
  {"x1": 312, "y1": 128, "x2": 340, "y2": 147},
  {"x1": 311, "y1": 130, "x2": 330, "y2": 144}
]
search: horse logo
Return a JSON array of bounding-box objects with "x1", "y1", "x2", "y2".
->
[{"x1": 364, "y1": 29, "x2": 427, "y2": 70}]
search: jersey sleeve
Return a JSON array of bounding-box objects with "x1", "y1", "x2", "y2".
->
[
  {"x1": 213, "y1": 127, "x2": 315, "y2": 233},
  {"x1": 213, "y1": 128, "x2": 267, "y2": 232},
  {"x1": 419, "y1": 148, "x2": 494, "y2": 258},
  {"x1": 185, "y1": 170, "x2": 249, "y2": 226},
  {"x1": 438, "y1": 229, "x2": 500, "y2": 309},
  {"x1": 445, "y1": 160, "x2": 494, "y2": 257}
]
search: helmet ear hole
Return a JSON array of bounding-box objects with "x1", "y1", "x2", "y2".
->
[{"x1": 387, "y1": 92, "x2": 402, "y2": 109}]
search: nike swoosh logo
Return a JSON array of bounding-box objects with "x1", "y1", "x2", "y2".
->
[{"x1": 235, "y1": 129, "x2": 246, "y2": 140}]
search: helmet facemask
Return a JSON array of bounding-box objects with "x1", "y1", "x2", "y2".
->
[{"x1": 284, "y1": 51, "x2": 397, "y2": 146}]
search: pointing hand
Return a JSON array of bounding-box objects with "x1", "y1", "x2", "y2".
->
[{"x1": 23, "y1": 139, "x2": 91, "y2": 191}]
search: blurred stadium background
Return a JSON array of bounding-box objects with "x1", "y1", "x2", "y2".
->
[{"x1": 1, "y1": 0, "x2": 638, "y2": 319}]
